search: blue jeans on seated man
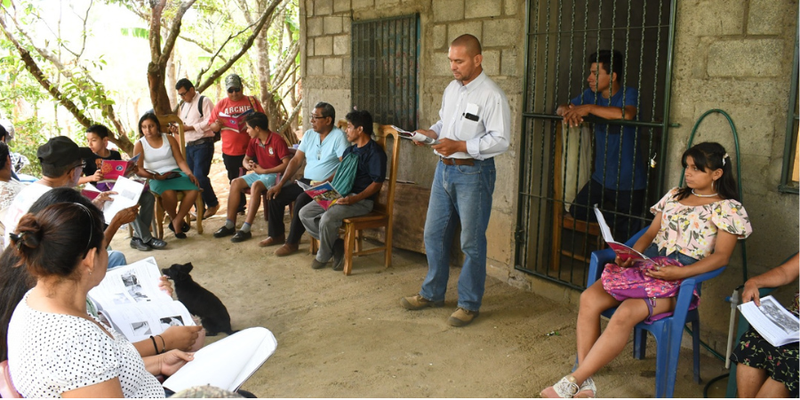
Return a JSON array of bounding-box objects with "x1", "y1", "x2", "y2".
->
[
  {"x1": 419, "y1": 158, "x2": 496, "y2": 312},
  {"x1": 299, "y1": 199, "x2": 374, "y2": 263},
  {"x1": 107, "y1": 250, "x2": 127, "y2": 270},
  {"x1": 186, "y1": 140, "x2": 219, "y2": 208}
]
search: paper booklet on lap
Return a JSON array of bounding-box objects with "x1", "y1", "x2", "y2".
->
[
  {"x1": 81, "y1": 176, "x2": 145, "y2": 224},
  {"x1": 162, "y1": 327, "x2": 277, "y2": 393},
  {"x1": 87, "y1": 257, "x2": 195, "y2": 344},
  {"x1": 593, "y1": 204, "x2": 649, "y2": 262},
  {"x1": 218, "y1": 109, "x2": 255, "y2": 133},
  {"x1": 100, "y1": 154, "x2": 140, "y2": 181},
  {"x1": 297, "y1": 180, "x2": 342, "y2": 210},
  {"x1": 391, "y1": 125, "x2": 439, "y2": 145},
  {"x1": 738, "y1": 295, "x2": 800, "y2": 347}
]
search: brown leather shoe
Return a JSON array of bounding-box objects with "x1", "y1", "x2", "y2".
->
[
  {"x1": 448, "y1": 307, "x2": 479, "y2": 327},
  {"x1": 274, "y1": 242, "x2": 299, "y2": 256},
  {"x1": 258, "y1": 236, "x2": 285, "y2": 247},
  {"x1": 203, "y1": 205, "x2": 219, "y2": 219}
]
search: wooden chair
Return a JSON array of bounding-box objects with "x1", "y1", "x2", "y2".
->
[
  {"x1": 152, "y1": 114, "x2": 204, "y2": 239},
  {"x1": 550, "y1": 122, "x2": 602, "y2": 269},
  {"x1": 311, "y1": 124, "x2": 400, "y2": 275}
]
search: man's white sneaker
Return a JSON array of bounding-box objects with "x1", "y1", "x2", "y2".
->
[{"x1": 540, "y1": 375, "x2": 579, "y2": 398}]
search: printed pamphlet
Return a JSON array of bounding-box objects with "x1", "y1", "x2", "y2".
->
[
  {"x1": 162, "y1": 327, "x2": 277, "y2": 392},
  {"x1": 82, "y1": 176, "x2": 145, "y2": 224},
  {"x1": 593, "y1": 205, "x2": 649, "y2": 262},
  {"x1": 297, "y1": 180, "x2": 342, "y2": 210},
  {"x1": 392, "y1": 125, "x2": 439, "y2": 145},
  {"x1": 218, "y1": 109, "x2": 255, "y2": 133},
  {"x1": 87, "y1": 257, "x2": 195, "y2": 344},
  {"x1": 738, "y1": 295, "x2": 800, "y2": 347},
  {"x1": 100, "y1": 154, "x2": 140, "y2": 181}
]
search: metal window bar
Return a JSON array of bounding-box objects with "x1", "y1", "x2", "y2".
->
[
  {"x1": 351, "y1": 15, "x2": 419, "y2": 129},
  {"x1": 779, "y1": 32, "x2": 799, "y2": 194},
  {"x1": 516, "y1": 0, "x2": 676, "y2": 289}
]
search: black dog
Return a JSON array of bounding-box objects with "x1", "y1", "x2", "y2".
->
[{"x1": 161, "y1": 262, "x2": 235, "y2": 336}]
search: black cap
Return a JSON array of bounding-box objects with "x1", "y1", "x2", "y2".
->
[{"x1": 37, "y1": 136, "x2": 94, "y2": 168}]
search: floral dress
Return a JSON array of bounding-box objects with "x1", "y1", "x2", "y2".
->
[{"x1": 730, "y1": 293, "x2": 799, "y2": 397}]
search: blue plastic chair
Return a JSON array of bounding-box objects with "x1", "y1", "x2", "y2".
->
[{"x1": 587, "y1": 228, "x2": 726, "y2": 398}]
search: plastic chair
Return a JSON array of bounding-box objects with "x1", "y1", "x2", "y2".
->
[
  {"x1": 587, "y1": 228, "x2": 726, "y2": 398},
  {"x1": 0, "y1": 360, "x2": 22, "y2": 398}
]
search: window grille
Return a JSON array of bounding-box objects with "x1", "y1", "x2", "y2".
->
[
  {"x1": 351, "y1": 14, "x2": 419, "y2": 129},
  {"x1": 779, "y1": 34, "x2": 799, "y2": 194},
  {"x1": 516, "y1": 0, "x2": 677, "y2": 289}
]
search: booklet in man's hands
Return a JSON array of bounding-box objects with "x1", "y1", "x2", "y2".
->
[
  {"x1": 100, "y1": 154, "x2": 140, "y2": 181},
  {"x1": 738, "y1": 295, "x2": 800, "y2": 347},
  {"x1": 218, "y1": 109, "x2": 255, "y2": 133},
  {"x1": 593, "y1": 204, "x2": 649, "y2": 262},
  {"x1": 392, "y1": 125, "x2": 439, "y2": 145},
  {"x1": 297, "y1": 180, "x2": 342, "y2": 210}
]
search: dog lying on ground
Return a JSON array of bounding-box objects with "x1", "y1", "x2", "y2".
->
[{"x1": 161, "y1": 262, "x2": 236, "y2": 336}]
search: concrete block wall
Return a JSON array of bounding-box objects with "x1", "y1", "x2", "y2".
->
[{"x1": 300, "y1": 0, "x2": 799, "y2": 352}]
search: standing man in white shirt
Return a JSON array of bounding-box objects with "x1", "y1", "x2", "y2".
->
[
  {"x1": 401, "y1": 34, "x2": 511, "y2": 327},
  {"x1": 173, "y1": 78, "x2": 219, "y2": 219}
]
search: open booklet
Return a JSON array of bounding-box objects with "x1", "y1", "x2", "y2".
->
[
  {"x1": 219, "y1": 109, "x2": 255, "y2": 133},
  {"x1": 162, "y1": 327, "x2": 277, "y2": 393},
  {"x1": 81, "y1": 176, "x2": 145, "y2": 224},
  {"x1": 88, "y1": 257, "x2": 195, "y2": 344},
  {"x1": 593, "y1": 204, "x2": 649, "y2": 262},
  {"x1": 297, "y1": 180, "x2": 342, "y2": 210},
  {"x1": 738, "y1": 295, "x2": 800, "y2": 347},
  {"x1": 100, "y1": 154, "x2": 140, "y2": 182},
  {"x1": 391, "y1": 125, "x2": 439, "y2": 145}
]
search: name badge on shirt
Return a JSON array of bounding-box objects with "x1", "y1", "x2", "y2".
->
[{"x1": 268, "y1": 147, "x2": 274, "y2": 155}]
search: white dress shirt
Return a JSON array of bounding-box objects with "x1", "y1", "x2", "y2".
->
[
  {"x1": 179, "y1": 93, "x2": 215, "y2": 142},
  {"x1": 429, "y1": 71, "x2": 511, "y2": 160}
]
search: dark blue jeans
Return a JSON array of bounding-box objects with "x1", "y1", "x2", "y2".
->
[{"x1": 185, "y1": 141, "x2": 218, "y2": 208}]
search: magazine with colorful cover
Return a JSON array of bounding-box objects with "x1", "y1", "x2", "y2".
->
[
  {"x1": 297, "y1": 180, "x2": 342, "y2": 210},
  {"x1": 100, "y1": 154, "x2": 140, "y2": 181},
  {"x1": 593, "y1": 204, "x2": 650, "y2": 262},
  {"x1": 218, "y1": 109, "x2": 255, "y2": 133}
]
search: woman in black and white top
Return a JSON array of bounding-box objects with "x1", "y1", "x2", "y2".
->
[{"x1": 6, "y1": 201, "x2": 193, "y2": 398}]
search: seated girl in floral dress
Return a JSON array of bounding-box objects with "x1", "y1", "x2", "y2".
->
[{"x1": 541, "y1": 142, "x2": 753, "y2": 398}]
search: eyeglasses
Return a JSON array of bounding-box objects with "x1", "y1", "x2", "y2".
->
[
  {"x1": 73, "y1": 161, "x2": 86, "y2": 170},
  {"x1": 177, "y1": 90, "x2": 188, "y2": 97},
  {"x1": 310, "y1": 115, "x2": 326, "y2": 121},
  {"x1": 227, "y1": 88, "x2": 241, "y2": 94}
]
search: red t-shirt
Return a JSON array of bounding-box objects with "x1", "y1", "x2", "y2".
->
[
  {"x1": 208, "y1": 96, "x2": 265, "y2": 156},
  {"x1": 246, "y1": 132, "x2": 290, "y2": 170}
]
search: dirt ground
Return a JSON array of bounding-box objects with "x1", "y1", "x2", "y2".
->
[{"x1": 109, "y1": 145, "x2": 731, "y2": 397}]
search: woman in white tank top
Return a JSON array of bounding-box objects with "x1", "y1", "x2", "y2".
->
[{"x1": 134, "y1": 113, "x2": 199, "y2": 239}]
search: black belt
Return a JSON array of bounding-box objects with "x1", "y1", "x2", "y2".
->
[
  {"x1": 440, "y1": 157, "x2": 474, "y2": 166},
  {"x1": 186, "y1": 137, "x2": 213, "y2": 147}
]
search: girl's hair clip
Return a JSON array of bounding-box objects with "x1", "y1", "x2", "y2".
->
[{"x1": 722, "y1": 153, "x2": 729, "y2": 166}]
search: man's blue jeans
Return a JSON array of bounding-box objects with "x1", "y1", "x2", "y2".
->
[
  {"x1": 185, "y1": 141, "x2": 218, "y2": 208},
  {"x1": 420, "y1": 158, "x2": 496, "y2": 312}
]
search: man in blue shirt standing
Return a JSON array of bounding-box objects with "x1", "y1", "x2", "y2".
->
[
  {"x1": 556, "y1": 50, "x2": 646, "y2": 240},
  {"x1": 401, "y1": 34, "x2": 511, "y2": 327}
]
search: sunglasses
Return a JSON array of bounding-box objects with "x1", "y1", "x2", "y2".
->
[{"x1": 227, "y1": 87, "x2": 242, "y2": 94}]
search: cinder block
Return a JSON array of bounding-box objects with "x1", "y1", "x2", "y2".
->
[
  {"x1": 306, "y1": 38, "x2": 315, "y2": 57},
  {"x1": 501, "y1": 48, "x2": 517, "y2": 76},
  {"x1": 324, "y1": 57, "x2": 343, "y2": 76},
  {"x1": 351, "y1": 0, "x2": 374, "y2": 10},
  {"x1": 307, "y1": 58, "x2": 324, "y2": 76},
  {"x1": 315, "y1": 36, "x2": 334, "y2": 56},
  {"x1": 307, "y1": 17, "x2": 324, "y2": 37},
  {"x1": 447, "y1": 21, "x2": 482, "y2": 44},
  {"x1": 429, "y1": 51, "x2": 453, "y2": 77},
  {"x1": 707, "y1": 39, "x2": 784, "y2": 78},
  {"x1": 482, "y1": 19, "x2": 520, "y2": 47},
  {"x1": 486, "y1": 211, "x2": 513, "y2": 265},
  {"x1": 324, "y1": 16, "x2": 344, "y2": 35},
  {"x1": 433, "y1": 0, "x2": 465, "y2": 22},
  {"x1": 333, "y1": 35, "x2": 349, "y2": 55},
  {"x1": 481, "y1": 49, "x2": 501, "y2": 79},
  {"x1": 676, "y1": 0, "x2": 743, "y2": 36},
  {"x1": 333, "y1": 0, "x2": 351, "y2": 13},
  {"x1": 747, "y1": 0, "x2": 796, "y2": 35},
  {"x1": 315, "y1": 0, "x2": 333, "y2": 15},
  {"x1": 465, "y1": 0, "x2": 501, "y2": 19},
  {"x1": 376, "y1": 0, "x2": 400, "y2": 7},
  {"x1": 432, "y1": 24, "x2": 447, "y2": 50},
  {"x1": 504, "y1": 0, "x2": 518, "y2": 16}
]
